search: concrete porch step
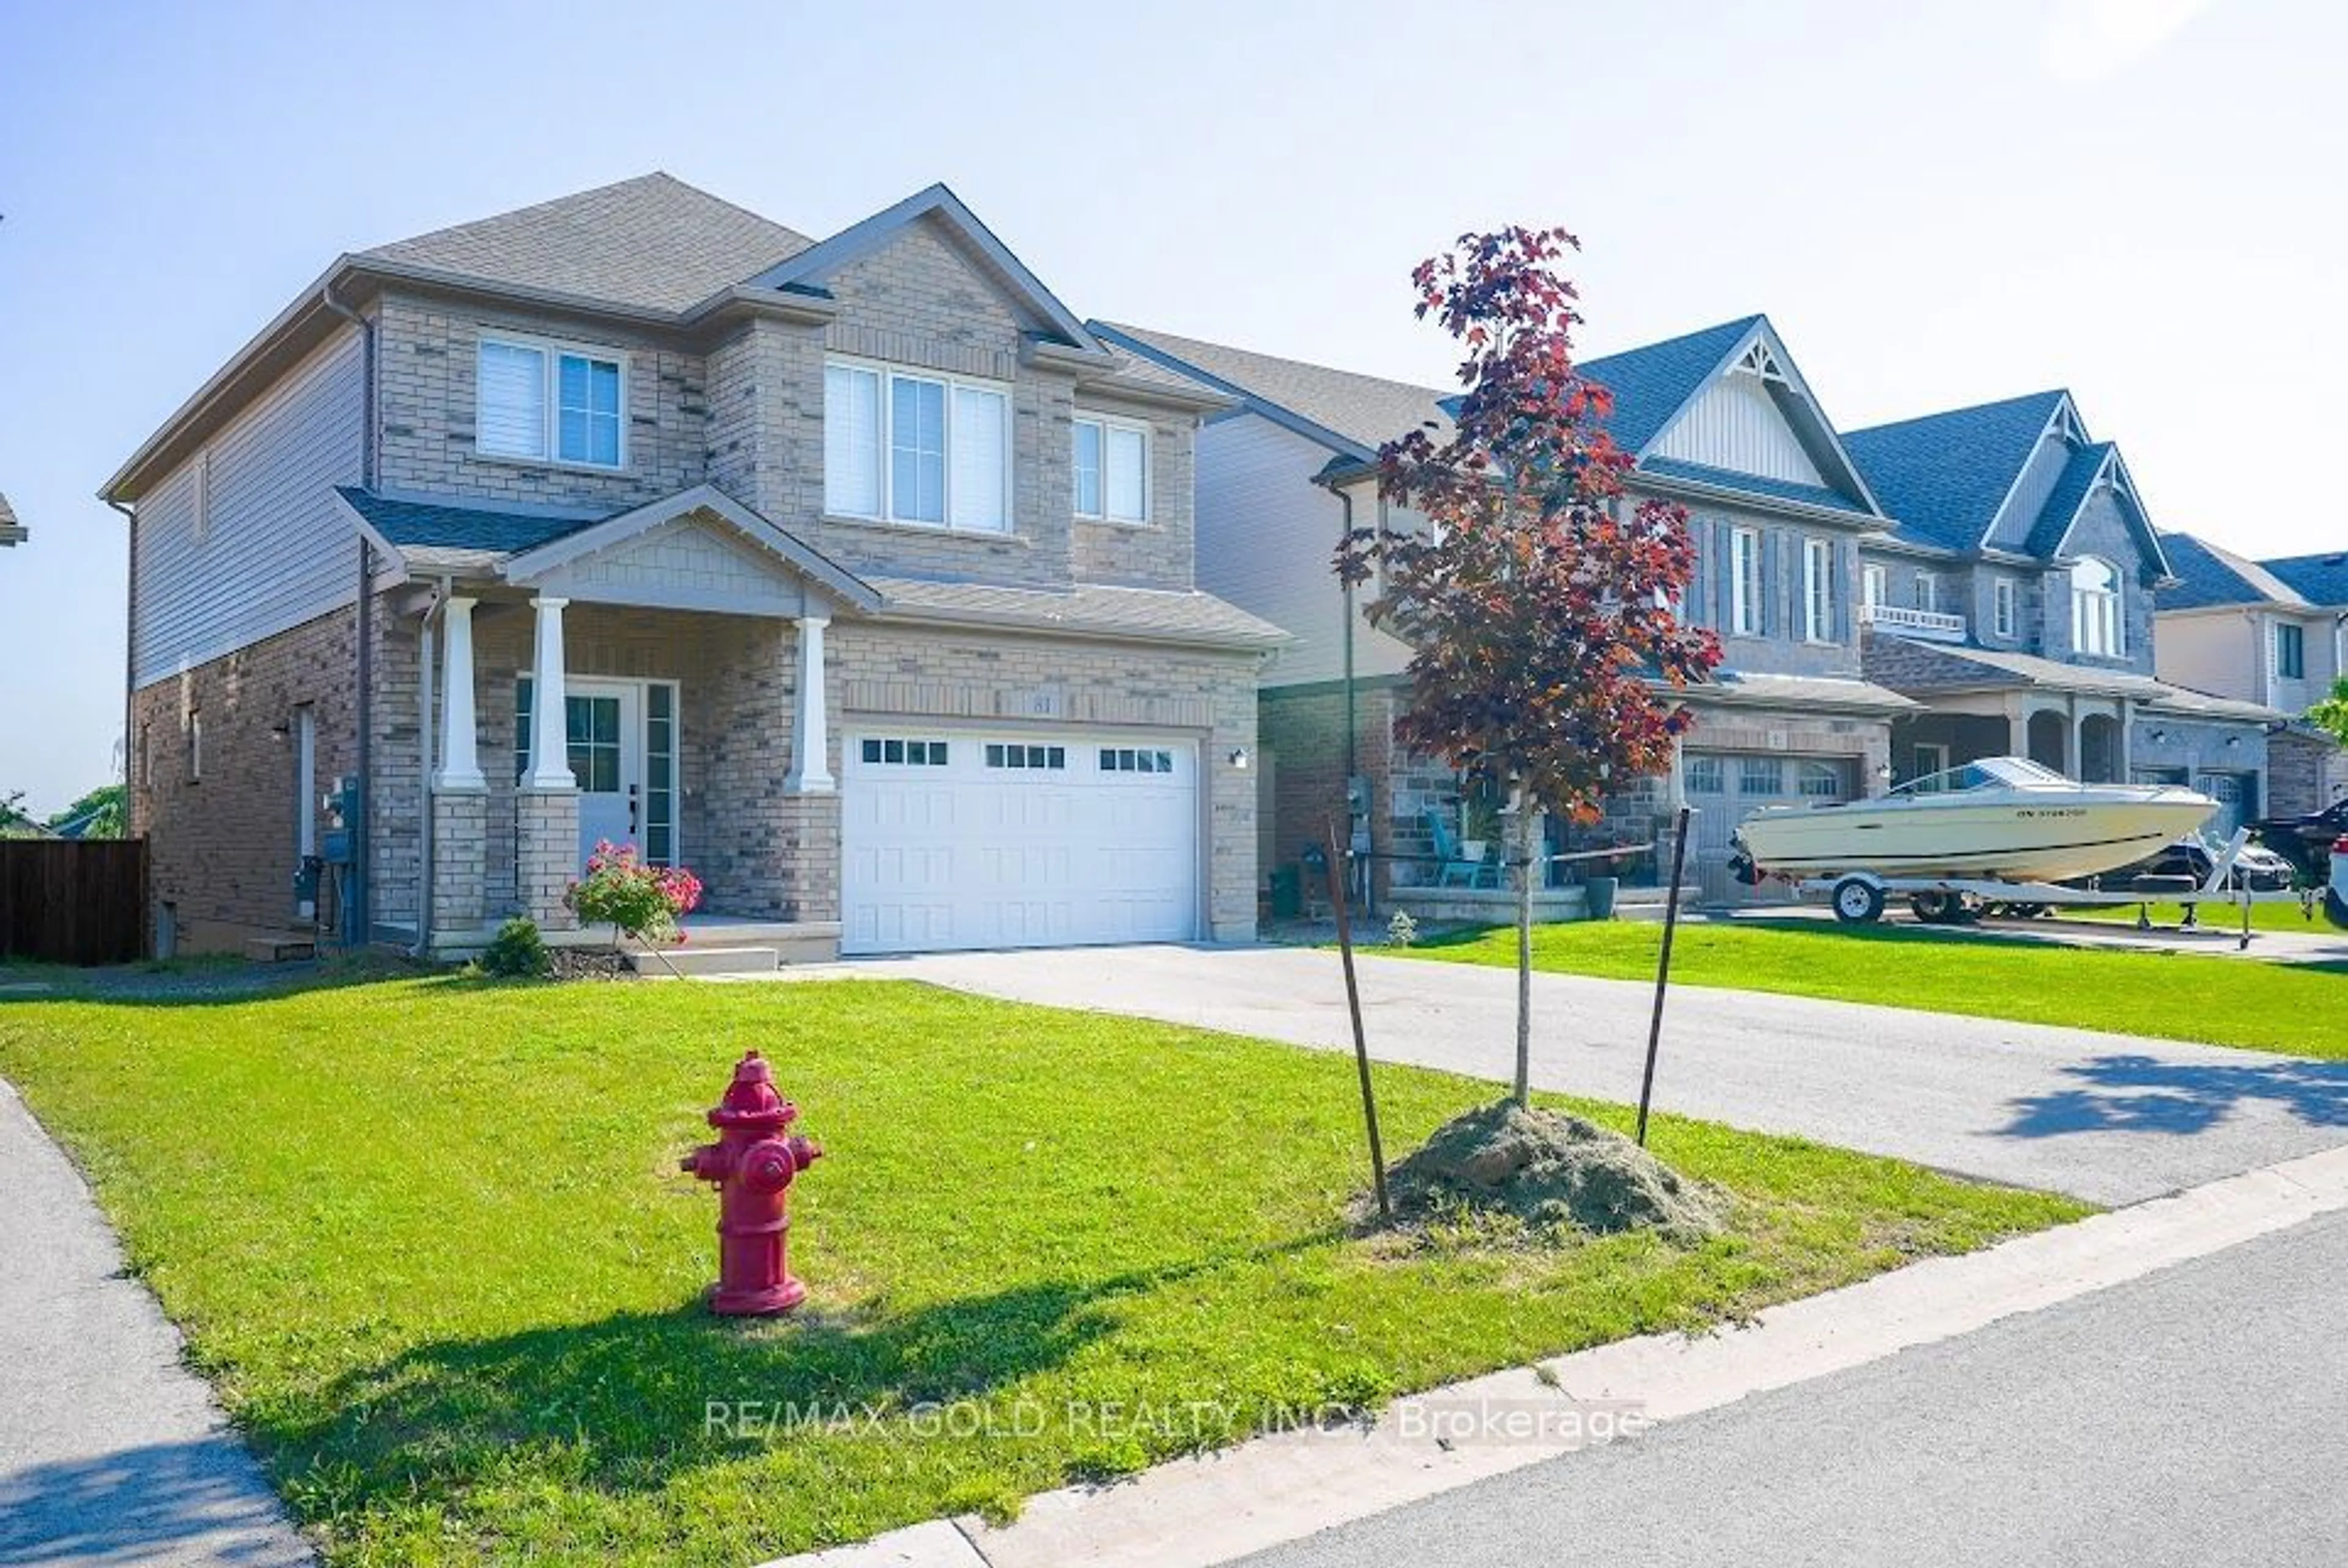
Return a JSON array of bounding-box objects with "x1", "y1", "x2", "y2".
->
[{"x1": 624, "y1": 944, "x2": 780, "y2": 977}]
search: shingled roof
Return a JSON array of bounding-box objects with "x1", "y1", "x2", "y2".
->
[
  {"x1": 2158, "y1": 532, "x2": 2309, "y2": 610},
  {"x1": 1094, "y1": 322, "x2": 1451, "y2": 458},
  {"x1": 0, "y1": 491, "x2": 23, "y2": 547},
  {"x1": 1842, "y1": 391, "x2": 2070, "y2": 553},
  {"x1": 1575, "y1": 316, "x2": 1763, "y2": 455},
  {"x1": 2263, "y1": 550, "x2": 2348, "y2": 608},
  {"x1": 360, "y1": 173, "x2": 814, "y2": 315}
]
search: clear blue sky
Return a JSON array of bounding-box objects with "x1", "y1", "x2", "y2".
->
[{"x1": 2, "y1": 0, "x2": 2339, "y2": 813}]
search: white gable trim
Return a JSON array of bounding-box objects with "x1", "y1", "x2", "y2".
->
[
  {"x1": 498, "y1": 484, "x2": 880, "y2": 609},
  {"x1": 1641, "y1": 318, "x2": 1888, "y2": 518},
  {"x1": 1974, "y1": 392, "x2": 2086, "y2": 552},
  {"x1": 2046, "y1": 447, "x2": 2172, "y2": 576},
  {"x1": 746, "y1": 184, "x2": 1106, "y2": 356}
]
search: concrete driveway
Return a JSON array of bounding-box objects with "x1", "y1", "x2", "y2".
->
[{"x1": 857, "y1": 944, "x2": 2348, "y2": 1205}]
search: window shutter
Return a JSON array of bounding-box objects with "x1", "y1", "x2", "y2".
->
[
  {"x1": 478, "y1": 342, "x2": 547, "y2": 459},
  {"x1": 1834, "y1": 540, "x2": 1853, "y2": 642},
  {"x1": 824, "y1": 366, "x2": 882, "y2": 517},
  {"x1": 1760, "y1": 531, "x2": 1781, "y2": 637},
  {"x1": 949, "y1": 386, "x2": 1008, "y2": 531}
]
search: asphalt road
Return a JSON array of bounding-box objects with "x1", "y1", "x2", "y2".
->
[
  {"x1": 869, "y1": 944, "x2": 2348, "y2": 1205},
  {"x1": 1236, "y1": 1203, "x2": 2348, "y2": 1567}
]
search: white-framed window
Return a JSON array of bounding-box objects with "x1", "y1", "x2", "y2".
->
[
  {"x1": 2275, "y1": 621, "x2": 2306, "y2": 680},
  {"x1": 477, "y1": 335, "x2": 626, "y2": 468},
  {"x1": 985, "y1": 743, "x2": 1065, "y2": 770},
  {"x1": 1797, "y1": 760, "x2": 1845, "y2": 799},
  {"x1": 2071, "y1": 557, "x2": 2124, "y2": 658},
  {"x1": 1802, "y1": 537, "x2": 1836, "y2": 642},
  {"x1": 1992, "y1": 577, "x2": 2018, "y2": 640},
  {"x1": 1862, "y1": 562, "x2": 1888, "y2": 611},
  {"x1": 824, "y1": 358, "x2": 1010, "y2": 532},
  {"x1": 1686, "y1": 754, "x2": 1725, "y2": 795},
  {"x1": 1738, "y1": 756, "x2": 1784, "y2": 795},
  {"x1": 1913, "y1": 571, "x2": 1941, "y2": 614},
  {"x1": 860, "y1": 737, "x2": 951, "y2": 766},
  {"x1": 1729, "y1": 526, "x2": 1762, "y2": 636},
  {"x1": 1073, "y1": 416, "x2": 1150, "y2": 523}
]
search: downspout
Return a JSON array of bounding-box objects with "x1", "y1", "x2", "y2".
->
[{"x1": 322, "y1": 279, "x2": 378, "y2": 946}]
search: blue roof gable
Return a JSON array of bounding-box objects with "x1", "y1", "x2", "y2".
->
[
  {"x1": 1842, "y1": 390, "x2": 2069, "y2": 553},
  {"x1": 1577, "y1": 316, "x2": 1761, "y2": 455},
  {"x1": 1636, "y1": 457, "x2": 1874, "y2": 517},
  {"x1": 2160, "y1": 532, "x2": 2284, "y2": 609},
  {"x1": 2022, "y1": 441, "x2": 2113, "y2": 558},
  {"x1": 2264, "y1": 551, "x2": 2348, "y2": 607}
]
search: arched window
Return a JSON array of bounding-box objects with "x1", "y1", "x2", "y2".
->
[{"x1": 2071, "y1": 557, "x2": 2124, "y2": 658}]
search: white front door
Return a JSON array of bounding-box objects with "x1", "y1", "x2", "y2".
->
[
  {"x1": 841, "y1": 729, "x2": 1200, "y2": 954},
  {"x1": 567, "y1": 680, "x2": 642, "y2": 866}
]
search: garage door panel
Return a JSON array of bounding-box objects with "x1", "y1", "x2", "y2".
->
[
  {"x1": 1685, "y1": 749, "x2": 1853, "y2": 905},
  {"x1": 843, "y1": 731, "x2": 1199, "y2": 954}
]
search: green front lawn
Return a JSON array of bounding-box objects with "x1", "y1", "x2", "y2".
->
[
  {"x1": 1399, "y1": 920, "x2": 2348, "y2": 1058},
  {"x1": 2059, "y1": 898, "x2": 2331, "y2": 935},
  {"x1": 0, "y1": 976, "x2": 2082, "y2": 1565}
]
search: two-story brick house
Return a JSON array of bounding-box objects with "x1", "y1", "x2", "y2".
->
[
  {"x1": 1097, "y1": 315, "x2": 1922, "y2": 903},
  {"x1": 1844, "y1": 392, "x2": 2280, "y2": 835},
  {"x1": 103, "y1": 175, "x2": 1279, "y2": 959},
  {"x1": 2156, "y1": 534, "x2": 2347, "y2": 815}
]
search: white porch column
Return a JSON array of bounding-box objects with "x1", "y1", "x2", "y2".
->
[
  {"x1": 434, "y1": 595, "x2": 487, "y2": 790},
  {"x1": 2117, "y1": 700, "x2": 2135, "y2": 781},
  {"x1": 526, "y1": 596, "x2": 575, "y2": 790},
  {"x1": 787, "y1": 612, "x2": 835, "y2": 793}
]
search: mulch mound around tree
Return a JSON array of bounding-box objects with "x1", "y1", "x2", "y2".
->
[{"x1": 1385, "y1": 1100, "x2": 1727, "y2": 1240}]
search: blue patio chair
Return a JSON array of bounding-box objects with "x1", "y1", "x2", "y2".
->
[{"x1": 1427, "y1": 810, "x2": 1502, "y2": 888}]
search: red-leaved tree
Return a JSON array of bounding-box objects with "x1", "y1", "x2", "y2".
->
[{"x1": 1338, "y1": 226, "x2": 1721, "y2": 1105}]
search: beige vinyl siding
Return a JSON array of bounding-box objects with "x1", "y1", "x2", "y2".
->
[
  {"x1": 133, "y1": 326, "x2": 367, "y2": 690},
  {"x1": 1194, "y1": 412, "x2": 1409, "y2": 688}
]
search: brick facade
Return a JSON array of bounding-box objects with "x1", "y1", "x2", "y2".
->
[{"x1": 2269, "y1": 728, "x2": 2348, "y2": 818}]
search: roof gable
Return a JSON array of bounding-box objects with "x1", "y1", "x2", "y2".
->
[
  {"x1": 360, "y1": 173, "x2": 813, "y2": 315},
  {"x1": 747, "y1": 185, "x2": 1101, "y2": 352},
  {"x1": 2031, "y1": 446, "x2": 2170, "y2": 575},
  {"x1": 1844, "y1": 390, "x2": 2072, "y2": 553},
  {"x1": 1612, "y1": 317, "x2": 1884, "y2": 517}
]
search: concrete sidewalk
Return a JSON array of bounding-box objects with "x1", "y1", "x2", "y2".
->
[
  {"x1": 842, "y1": 944, "x2": 2348, "y2": 1205},
  {"x1": 0, "y1": 1077, "x2": 311, "y2": 1566}
]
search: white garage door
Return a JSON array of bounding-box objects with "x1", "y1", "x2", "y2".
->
[
  {"x1": 1686, "y1": 751, "x2": 1852, "y2": 904},
  {"x1": 841, "y1": 729, "x2": 1200, "y2": 955}
]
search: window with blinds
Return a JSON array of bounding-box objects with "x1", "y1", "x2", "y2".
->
[
  {"x1": 478, "y1": 336, "x2": 624, "y2": 468},
  {"x1": 824, "y1": 358, "x2": 1010, "y2": 532}
]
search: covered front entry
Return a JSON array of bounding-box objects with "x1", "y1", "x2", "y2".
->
[
  {"x1": 841, "y1": 728, "x2": 1200, "y2": 954},
  {"x1": 522, "y1": 676, "x2": 681, "y2": 867},
  {"x1": 1686, "y1": 749, "x2": 1853, "y2": 904}
]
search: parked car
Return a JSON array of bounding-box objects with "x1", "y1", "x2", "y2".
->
[
  {"x1": 2067, "y1": 832, "x2": 2297, "y2": 895},
  {"x1": 2250, "y1": 799, "x2": 2348, "y2": 886}
]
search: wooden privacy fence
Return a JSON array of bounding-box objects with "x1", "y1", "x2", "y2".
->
[{"x1": 0, "y1": 839, "x2": 150, "y2": 965}]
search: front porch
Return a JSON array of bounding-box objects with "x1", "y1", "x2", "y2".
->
[{"x1": 1890, "y1": 690, "x2": 2133, "y2": 784}]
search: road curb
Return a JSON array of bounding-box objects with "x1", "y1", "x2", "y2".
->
[{"x1": 755, "y1": 1142, "x2": 2348, "y2": 1568}]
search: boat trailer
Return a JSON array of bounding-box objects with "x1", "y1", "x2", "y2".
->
[{"x1": 1776, "y1": 829, "x2": 2344, "y2": 949}]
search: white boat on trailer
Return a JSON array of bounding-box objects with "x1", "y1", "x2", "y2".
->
[{"x1": 1733, "y1": 756, "x2": 2216, "y2": 888}]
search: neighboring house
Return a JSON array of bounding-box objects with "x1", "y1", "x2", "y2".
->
[
  {"x1": 2157, "y1": 534, "x2": 2347, "y2": 815},
  {"x1": 102, "y1": 174, "x2": 1278, "y2": 959},
  {"x1": 0, "y1": 491, "x2": 24, "y2": 546},
  {"x1": 1844, "y1": 393, "x2": 2280, "y2": 836},
  {"x1": 1098, "y1": 315, "x2": 1921, "y2": 903}
]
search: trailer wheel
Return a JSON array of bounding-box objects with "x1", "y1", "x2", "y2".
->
[{"x1": 1832, "y1": 877, "x2": 1886, "y2": 925}]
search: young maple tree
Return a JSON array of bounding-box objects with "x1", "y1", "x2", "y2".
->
[{"x1": 1338, "y1": 226, "x2": 1721, "y2": 1105}]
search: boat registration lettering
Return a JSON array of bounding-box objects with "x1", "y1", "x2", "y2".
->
[{"x1": 2014, "y1": 808, "x2": 2088, "y2": 818}]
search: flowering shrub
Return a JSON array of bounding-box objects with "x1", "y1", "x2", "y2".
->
[{"x1": 566, "y1": 841, "x2": 704, "y2": 949}]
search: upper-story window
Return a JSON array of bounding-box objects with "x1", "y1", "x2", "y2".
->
[
  {"x1": 824, "y1": 359, "x2": 1010, "y2": 532},
  {"x1": 1913, "y1": 571, "x2": 1941, "y2": 614},
  {"x1": 1729, "y1": 526, "x2": 1762, "y2": 636},
  {"x1": 2275, "y1": 621, "x2": 2306, "y2": 680},
  {"x1": 1801, "y1": 537, "x2": 1836, "y2": 642},
  {"x1": 1992, "y1": 577, "x2": 2018, "y2": 640},
  {"x1": 478, "y1": 336, "x2": 626, "y2": 468},
  {"x1": 1073, "y1": 416, "x2": 1150, "y2": 523},
  {"x1": 2071, "y1": 557, "x2": 2124, "y2": 658},
  {"x1": 1862, "y1": 563, "x2": 1888, "y2": 611}
]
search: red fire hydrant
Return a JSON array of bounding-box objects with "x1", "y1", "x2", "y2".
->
[{"x1": 680, "y1": 1051, "x2": 821, "y2": 1314}]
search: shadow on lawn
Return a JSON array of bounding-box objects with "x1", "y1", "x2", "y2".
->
[
  {"x1": 264, "y1": 1228, "x2": 1344, "y2": 1525},
  {"x1": 2001, "y1": 1053, "x2": 2348, "y2": 1139}
]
